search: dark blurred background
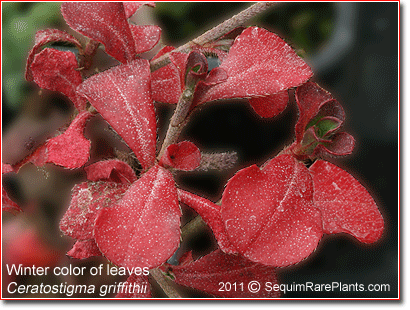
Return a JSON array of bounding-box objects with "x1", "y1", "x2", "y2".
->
[{"x1": 2, "y1": 2, "x2": 398, "y2": 298}]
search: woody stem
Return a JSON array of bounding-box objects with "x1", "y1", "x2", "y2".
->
[
  {"x1": 150, "y1": 2, "x2": 277, "y2": 72},
  {"x1": 150, "y1": 268, "x2": 182, "y2": 298}
]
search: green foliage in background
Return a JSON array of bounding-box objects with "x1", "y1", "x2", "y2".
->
[{"x1": 2, "y1": 2, "x2": 62, "y2": 111}]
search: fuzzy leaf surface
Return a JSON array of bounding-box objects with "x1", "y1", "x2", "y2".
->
[
  {"x1": 25, "y1": 28, "x2": 83, "y2": 82},
  {"x1": 248, "y1": 91, "x2": 289, "y2": 118},
  {"x1": 221, "y1": 155, "x2": 322, "y2": 267},
  {"x1": 61, "y1": 2, "x2": 135, "y2": 63},
  {"x1": 46, "y1": 111, "x2": 93, "y2": 169},
  {"x1": 12, "y1": 144, "x2": 48, "y2": 173},
  {"x1": 169, "y1": 249, "x2": 280, "y2": 298},
  {"x1": 77, "y1": 59, "x2": 156, "y2": 170},
  {"x1": 66, "y1": 239, "x2": 102, "y2": 259},
  {"x1": 94, "y1": 165, "x2": 181, "y2": 269},
  {"x1": 195, "y1": 27, "x2": 312, "y2": 106},
  {"x1": 129, "y1": 25, "x2": 161, "y2": 54},
  {"x1": 295, "y1": 82, "x2": 344, "y2": 143},
  {"x1": 60, "y1": 181, "x2": 130, "y2": 240},
  {"x1": 85, "y1": 159, "x2": 137, "y2": 184},
  {"x1": 312, "y1": 132, "x2": 355, "y2": 158},
  {"x1": 177, "y1": 189, "x2": 237, "y2": 254},
  {"x1": 31, "y1": 48, "x2": 86, "y2": 111},
  {"x1": 309, "y1": 160, "x2": 384, "y2": 243},
  {"x1": 123, "y1": 2, "x2": 155, "y2": 19},
  {"x1": 159, "y1": 141, "x2": 201, "y2": 171},
  {"x1": 151, "y1": 46, "x2": 180, "y2": 104}
]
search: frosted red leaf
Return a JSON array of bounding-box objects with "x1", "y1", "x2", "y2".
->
[
  {"x1": 2, "y1": 163, "x2": 14, "y2": 174},
  {"x1": 60, "y1": 181, "x2": 130, "y2": 240},
  {"x1": 129, "y1": 25, "x2": 161, "y2": 54},
  {"x1": 77, "y1": 59, "x2": 156, "y2": 170},
  {"x1": 46, "y1": 111, "x2": 93, "y2": 169},
  {"x1": 177, "y1": 189, "x2": 237, "y2": 254},
  {"x1": 151, "y1": 45, "x2": 175, "y2": 60},
  {"x1": 66, "y1": 239, "x2": 102, "y2": 259},
  {"x1": 123, "y1": 2, "x2": 155, "y2": 19},
  {"x1": 31, "y1": 48, "x2": 86, "y2": 111},
  {"x1": 201, "y1": 67, "x2": 228, "y2": 86},
  {"x1": 151, "y1": 46, "x2": 180, "y2": 104},
  {"x1": 221, "y1": 154, "x2": 323, "y2": 267},
  {"x1": 151, "y1": 51, "x2": 210, "y2": 105},
  {"x1": 2, "y1": 187, "x2": 22, "y2": 215},
  {"x1": 295, "y1": 82, "x2": 345, "y2": 143},
  {"x1": 169, "y1": 52, "x2": 189, "y2": 84},
  {"x1": 185, "y1": 52, "x2": 208, "y2": 88},
  {"x1": 313, "y1": 132, "x2": 355, "y2": 158},
  {"x1": 85, "y1": 159, "x2": 137, "y2": 184},
  {"x1": 195, "y1": 27, "x2": 313, "y2": 106},
  {"x1": 12, "y1": 144, "x2": 48, "y2": 173},
  {"x1": 168, "y1": 249, "x2": 280, "y2": 298},
  {"x1": 159, "y1": 141, "x2": 201, "y2": 171},
  {"x1": 115, "y1": 274, "x2": 152, "y2": 298},
  {"x1": 178, "y1": 250, "x2": 194, "y2": 266},
  {"x1": 168, "y1": 51, "x2": 208, "y2": 90},
  {"x1": 94, "y1": 165, "x2": 181, "y2": 269},
  {"x1": 25, "y1": 28, "x2": 83, "y2": 82},
  {"x1": 309, "y1": 160, "x2": 384, "y2": 243},
  {"x1": 248, "y1": 91, "x2": 289, "y2": 118},
  {"x1": 61, "y1": 2, "x2": 136, "y2": 63}
]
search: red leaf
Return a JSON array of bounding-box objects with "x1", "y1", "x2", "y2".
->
[
  {"x1": 313, "y1": 132, "x2": 355, "y2": 158},
  {"x1": 2, "y1": 188, "x2": 22, "y2": 215},
  {"x1": 46, "y1": 111, "x2": 93, "y2": 169},
  {"x1": 25, "y1": 29, "x2": 83, "y2": 82},
  {"x1": 151, "y1": 45, "x2": 175, "y2": 61},
  {"x1": 85, "y1": 159, "x2": 137, "y2": 184},
  {"x1": 12, "y1": 144, "x2": 48, "y2": 173},
  {"x1": 309, "y1": 160, "x2": 384, "y2": 243},
  {"x1": 195, "y1": 27, "x2": 312, "y2": 105},
  {"x1": 177, "y1": 189, "x2": 237, "y2": 254},
  {"x1": 94, "y1": 165, "x2": 181, "y2": 269},
  {"x1": 129, "y1": 25, "x2": 161, "y2": 54},
  {"x1": 61, "y1": 2, "x2": 136, "y2": 63},
  {"x1": 178, "y1": 250, "x2": 194, "y2": 266},
  {"x1": 248, "y1": 91, "x2": 289, "y2": 118},
  {"x1": 115, "y1": 274, "x2": 152, "y2": 298},
  {"x1": 221, "y1": 155, "x2": 323, "y2": 267},
  {"x1": 159, "y1": 141, "x2": 201, "y2": 171},
  {"x1": 66, "y1": 239, "x2": 102, "y2": 259},
  {"x1": 169, "y1": 249, "x2": 280, "y2": 298},
  {"x1": 123, "y1": 2, "x2": 155, "y2": 19},
  {"x1": 60, "y1": 181, "x2": 130, "y2": 240},
  {"x1": 77, "y1": 59, "x2": 156, "y2": 170},
  {"x1": 201, "y1": 67, "x2": 228, "y2": 86},
  {"x1": 2, "y1": 163, "x2": 15, "y2": 174},
  {"x1": 151, "y1": 47, "x2": 181, "y2": 104},
  {"x1": 31, "y1": 48, "x2": 86, "y2": 111},
  {"x1": 295, "y1": 82, "x2": 344, "y2": 143}
]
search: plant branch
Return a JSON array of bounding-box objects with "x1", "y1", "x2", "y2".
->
[
  {"x1": 181, "y1": 215, "x2": 207, "y2": 240},
  {"x1": 150, "y1": 2, "x2": 277, "y2": 72},
  {"x1": 157, "y1": 88, "x2": 195, "y2": 159},
  {"x1": 150, "y1": 268, "x2": 182, "y2": 298}
]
